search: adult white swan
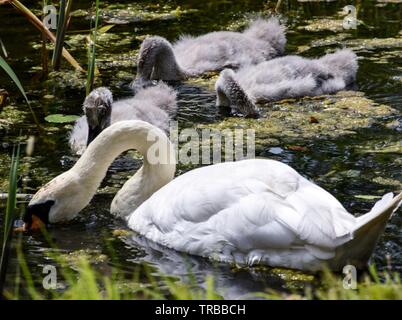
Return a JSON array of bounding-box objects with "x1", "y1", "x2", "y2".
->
[
  {"x1": 134, "y1": 18, "x2": 286, "y2": 83},
  {"x1": 22, "y1": 121, "x2": 401, "y2": 271}
]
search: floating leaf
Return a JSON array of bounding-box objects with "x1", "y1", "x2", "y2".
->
[{"x1": 45, "y1": 114, "x2": 79, "y2": 123}]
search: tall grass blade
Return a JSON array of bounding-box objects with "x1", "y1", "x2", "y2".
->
[
  {"x1": 52, "y1": 0, "x2": 66, "y2": 70},
  {"x1": 0, "y1": 37, "x2": 8, "y2": 58},
  {"x1": 0, "y1": 56, "x2": 30, "y2": 105},
  {"x1": 10, "y1": 0, "x2": 83, "y2": 71},
  {"x1": 86, "y1": 0, "x2": 100, "y2": 95},
  {"x1": 52, "y1": 0, "x2": 73, "y2": 70},
  {"x1": 0, "y1": 56, "x2": 41, "y2": 128},
  {"x1": 41, "y1": 0, "x2": 49, "y2": 76},
  {"x1": 0, "y1": 145, "x2": 20, "y2": 299}
]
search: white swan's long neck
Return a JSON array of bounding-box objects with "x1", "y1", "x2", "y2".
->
[{"x1": 73, "y1": 120, "x2": 176, "y2": 219}]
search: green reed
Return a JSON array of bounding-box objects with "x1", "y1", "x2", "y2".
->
[{"x1": 0, "y1": 145, "x2": 20, "y2": 299}]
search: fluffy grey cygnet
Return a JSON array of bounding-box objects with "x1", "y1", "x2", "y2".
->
[
  {"x1": 135, "y1": 18, "x2": 286, "y2": 82},
  {"x1": 215, "y1": 49, "x2": 358, "y2": 117},
  {"x1": 69, "y1": 83, "x2": 177, "y2": 154}
]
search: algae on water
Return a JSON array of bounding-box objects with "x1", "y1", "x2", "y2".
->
[{"x1": 198, "y1": 91, "x2": 397, "y2": 148}]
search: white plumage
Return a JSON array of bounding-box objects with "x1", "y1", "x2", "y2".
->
[
  {"x1": 129, "y1": 158, "x2": 398, "y2": 271},
  {"x1": 27, "y1": 121, "x2": 402, "y2": 272}
]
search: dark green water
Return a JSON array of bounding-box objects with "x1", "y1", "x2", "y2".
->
[{"x1": 0, "y1": 0, "x2": 401, "y2": 298}]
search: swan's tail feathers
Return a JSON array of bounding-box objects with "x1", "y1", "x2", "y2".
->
[
  {"x1": 355, "y1": 192, "x2": 402, "y2": 237},
  {"x1": 334, "y1": 192, "x2": 402, "y2": 270},
  {"x1": 215, "y1": 69, "x2": 260, "y2": 118},
  {"x1": 319, "y1": 49, "x2": 358, "y2": 85},
  {"x1": 135, "y1": 82, "x2": 178, "y2": 116},
  {"x1": 244, "y1": 17, "x2": 287, "y2": 56}
]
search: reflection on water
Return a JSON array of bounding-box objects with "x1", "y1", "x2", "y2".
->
[{"x1": 0, "y1": 0, "x2": 401, "y2": 298}]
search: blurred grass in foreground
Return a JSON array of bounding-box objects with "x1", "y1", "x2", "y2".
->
[
  {"x1": 0, "y1": 145, "x2": 20, "y2": 299},
  {"x1": 258, "y1": 265, "x2": 402, "y2": 300},
  {"x1": 3, "y1": 249, "x2": 402, "y2": 300}
]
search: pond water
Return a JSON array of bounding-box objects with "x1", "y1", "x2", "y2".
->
[{"x1": 0, "y1": 0, "x2": 401, "y2": 299}]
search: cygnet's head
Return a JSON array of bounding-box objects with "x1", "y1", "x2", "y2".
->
[
  {"x1": 84, "y1": 87, "x2": 113, "y2": 146},
  {"x1": 215, "y1": 69, "x2": 259, "y2": 118},
  {"x1": 136, "y1": 36, "x2": 185, "y2": 82}
]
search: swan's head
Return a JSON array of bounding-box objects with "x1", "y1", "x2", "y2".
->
[
  {"x1": 22, "y1": 171, "x2": 92, "y2": 231},
  {"x1": 84, "y1": 87, "x2": 113, "y2": 146},
  {"x1": 215, "y1": 69, "x2": 259, "y2": 118}
]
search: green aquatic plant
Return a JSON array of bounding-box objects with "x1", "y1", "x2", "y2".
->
[
  {"x1": 0, "y1": 37, "x2": 7, "y2": 57},
  {"x1": 52, "y1": 0, "x2": 73, "y2": 70},
  {"x1": 6, "y1": 247, "x2": 222, "y2": 300},
  {"x1": 0, "y1": 145, "x2": 20, "y2": 299},
  {"x1": 252, "y1": 266, "x2": 402, "y2": 300},
  {"x1": 86, "y1": 0, "x2": 100, "y2": 95},
  {"x1": 1, "y1": 0, "x2": 82, "y2": 71},
  {"x1": 314, "y1": 266, "x2": 402, "y2": 300},
  {"x1": 0, "y1": 55, "x2": 41, "y2": 128},
  {"x1": 0, "y1": 56, "x2": 30, "y2": 106},
  {"x1": 7, "y1": 244, "x2": 402, "y2": 300},
  {"x1": 44, "y1": 113, "x2": 79, "y2": 123}
]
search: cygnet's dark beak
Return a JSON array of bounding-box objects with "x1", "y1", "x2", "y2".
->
[{"x1": 87, "y1": 125, "x2": 104, "y2": 146}]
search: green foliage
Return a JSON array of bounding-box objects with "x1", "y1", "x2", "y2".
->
[
  {"x1": 0, "y1": 55, "x2": 42, "y2": 128},
  {"x1": 52, "y1": 0, "x2": 72, "y2": 70},
  {"x1": 0, "y1": 145, "x2": 20, "y2": 298},
  {"x1": 86, "y1": 0, "x2": 100, "y2": 95},
  {"x1": 44, "y1": 114, "x2": 79, "y2": 123},
  {"x1": 314, "y1": 266, "x2": 402, "y2": 300},
  {"x1": 255, "y1": 266, "x2": 402, "y2": 300},
  {"x1": 0, "y1": 56, "x2": 30, "y2": 105},
  {"x1": 0, "y1": 37, "x2": 8, "y2": 57},
  {"x1": 5, "y1": 248, "x2": 402, "y2": 300}
]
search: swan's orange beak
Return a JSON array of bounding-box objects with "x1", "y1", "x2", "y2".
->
[{"x1": 14, "y1": 215, "x2": 45, "y2": 233}]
